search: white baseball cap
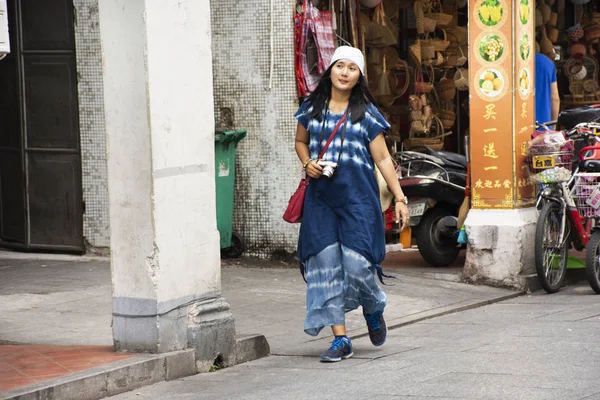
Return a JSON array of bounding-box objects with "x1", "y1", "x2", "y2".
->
[{"x1": 329, "y1": 46, "x2": 365, "y2": 75}]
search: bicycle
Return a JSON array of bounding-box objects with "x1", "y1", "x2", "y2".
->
[
  {"x1": 529, "y1": 122, "x2": 600, "y2": 293},
  {"x1": 578, "y1": 143, "x2": 600, "y2": 294}
]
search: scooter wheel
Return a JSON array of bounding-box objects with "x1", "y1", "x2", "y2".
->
[{"x1": 416, "y1": 208, "x2": 460, "y2": 267}]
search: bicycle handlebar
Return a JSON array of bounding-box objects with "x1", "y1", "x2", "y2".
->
[
  {"x1": 535, "y1": 121, "x2": 600, "y2": 138},
  {"x1": 565, "y1": 122, "x2": 600, "y2": 140},
  {"x1": 535, "y1": 120, "x2": 557, "y2": 130}
]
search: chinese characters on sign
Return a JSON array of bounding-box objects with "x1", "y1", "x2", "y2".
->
[
  {"x1": 484, "y1": 104, "x2": 497, "y2": 120},
  {"x1": 483, "y1": 143, "x2": 499, "y2": 158},
  {"x1": 469, "y1": 0, "x2": 534, "y2": 209},
  {"x1": 513, "y1": 1, "x2": 535, "y2": 207},
  {"x1": 475, "y1": 179, "x2": 513, "y2": 189}
]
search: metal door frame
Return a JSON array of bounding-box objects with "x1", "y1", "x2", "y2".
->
[{"x1": 0, "y1": 0, "x2": 83, "y2": 253}]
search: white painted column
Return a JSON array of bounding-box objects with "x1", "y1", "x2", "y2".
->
[
  {"x1": 98, "y1": 0, "x2": 235, "y2": 369},
  {"x1": 464, "y1": 209, "x2": 537, "y2": 290}
]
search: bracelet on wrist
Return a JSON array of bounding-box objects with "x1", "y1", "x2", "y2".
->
[{"x1": 302, "y1": 159, "x2": 312, "y2": 170}]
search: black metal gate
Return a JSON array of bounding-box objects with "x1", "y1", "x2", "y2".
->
[{"x1": 0, "y1": 0, "x2": 83, "y2": 252}]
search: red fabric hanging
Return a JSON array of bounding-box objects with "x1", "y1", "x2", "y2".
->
[{"x1": 294, "y1": 1, "x2": 336, "y2": 97}]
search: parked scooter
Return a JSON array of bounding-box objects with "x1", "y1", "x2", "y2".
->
[{"x1": 396, "y1": 146, "x2": 467, "y2": 266}]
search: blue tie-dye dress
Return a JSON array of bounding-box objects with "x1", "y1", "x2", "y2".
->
[
  {"x1": 295, "y1": 100, "x2": 391, "y2": 336},
  {"x1": 295, "y1": 100, "x2": 390, "y2": 274}
]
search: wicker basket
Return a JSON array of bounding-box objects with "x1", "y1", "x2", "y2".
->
[
  {"x1": 409, "y1": 94, "x2": 422, "y2": 111},
  {"x1": 444, "y1": 46, "x2": 458, "y2": 67},
  {"x1": 411, "y1": 119, "x2": 427, "y2": 135},
  {"x1": 436, "y1": 76, "x2": 456, "y2": 101},
  {"x1": 585, "y1": 23, "x2": 600, "y2": 43},
  {"x1": 431, "y1": 29, "x2": 450, "y2": 51},
  {"x1": 425, "y1": 12, "x2": 453, "y2": 27},
  {"x1": 414, "y1": 65, "x2": 434, "y2": 93},
  {"x1": 431, "y1": 51, "x2": 446, "y2": 66},
  {"x1": 409, "y1": 40, "x2": 422, "y2": 64},
  {"x1": 448, "y1": 44, "x2": 467, "y2": 67},
  {"x1": 454, "y1": 68, "x2": 469, "y2": 91},
  {"x1": 414, "y1": 0, "x2": 425, "y2": 35},
  {"x1": 447, "y1": 26, "x2": 467, "y2": 45},
  {"x1": 406, "y1": 115, "x2": 452, "y2": 150},
  {"x1": 423, "y1": 104, "x2": 433, "y2": 119},
  {"x1": 423, "y1": 16, "x2": 437, "y2": 33},
  {"x1": 433, "y1": 39, "x2": 450, "y2": 52},
  {"x1": 455, "y1": 45, "x2": 467, "y2": 66},
  {"x1": 570, "y1": 80, "x2": 585, "y2": 100},
  {"x1": 583, "y1": 79, "x2": 598, "y2": 93},
  {"x1": 539, "y1": 0, "x2": 551, "y2": 24},
  {"x1": 411, "y1": 109, "x2": 423, "y2": 121},
  {"x1": 415, "y1": 81, "x2": 434, "y2": 93},
  {"x1": 549, "y1": 11, "x2": 558, "y2": 27},
  {"x1": 421, "y1": 40, "x2": 435, "y2": 60},
  {"x1": 392, "y1": 59, "x2": 411, "y2": 98},
  {"x1": 438, "y1": 109, "x2": 456, "y2": 129}
]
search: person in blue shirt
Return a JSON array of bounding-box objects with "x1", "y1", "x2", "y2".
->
[
  {"x1": 293, "y1": 46, "x2": 409, "y2": 362},
  {"x1": 535, "y1": 52, "x2": 560, "y2": 127}
]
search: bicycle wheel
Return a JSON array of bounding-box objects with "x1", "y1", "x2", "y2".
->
[
  {"x1": 535, "y1": 201, "x2": 569, "y2": 293},
  {"x1": 585, "y1": 230, "x2": 600, "y2": 294}
]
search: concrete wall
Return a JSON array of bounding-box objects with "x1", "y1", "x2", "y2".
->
[
  {"x1": 72, "y1": 0, "x2": 301, "y2": 257},
  {"x1": 73, "y1": 0, "x2": 110, "y2": 249},
  {"x1": 211, "y1": 0, "x2": 300, "y2": 259}
]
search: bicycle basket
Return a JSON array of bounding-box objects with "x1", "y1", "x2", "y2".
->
[
  {"x1": 525, "y1": 135, "x2": 574, "y2": 183},
  {"x1": 573, "y1": 173, "x2": 600, "y2": 218}
]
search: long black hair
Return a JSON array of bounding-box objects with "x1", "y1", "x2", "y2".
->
[{"x1": 306, "y1": 63, "x2": 381, "y2": 124}]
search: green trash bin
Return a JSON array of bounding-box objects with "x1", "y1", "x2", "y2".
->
[{"x1": 214, "y1": 129, "x2": 247, "y2": 258}]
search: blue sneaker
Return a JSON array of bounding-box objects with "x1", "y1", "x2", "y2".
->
[
  {"x1": 320, "y1": 336, "x2": 353, "y2": 362},
  {"x1": 364, "y1": 311, "x2": 387, "y2": 346}
]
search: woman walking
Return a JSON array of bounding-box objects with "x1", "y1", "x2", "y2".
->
[{"x1": 294, "y1": 46, "x2": 409, "y2": 362}]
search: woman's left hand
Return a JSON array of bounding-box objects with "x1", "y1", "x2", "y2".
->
[{"x1": 395, "y1": 201, "x2": 409, "y2": 232}]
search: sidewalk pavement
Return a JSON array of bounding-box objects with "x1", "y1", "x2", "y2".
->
[
  {"x1": 110, "y1": 284, "x2": 600, "y2": 400},
  {"x1": 0, "y1": 249, "x2": 520, "y2": 398}
]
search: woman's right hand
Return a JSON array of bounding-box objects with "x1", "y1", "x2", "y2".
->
[{"x1": 306, "y1": 160, "x2": 323, "y2": 179}]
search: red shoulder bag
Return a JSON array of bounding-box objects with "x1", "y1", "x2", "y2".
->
[{"x1": 283, "y1": 113, "x2": 348, "y2": 223}]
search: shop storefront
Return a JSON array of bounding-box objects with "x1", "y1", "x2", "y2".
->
[
  {"x1": 294, "y1": 0, "x2": 472, "y2": 267},
  {"x1": 295, "y1": 0, "x2": 470, "y2": 156},
  {"x1": 291, "y1": 0, "x2": 577, "y2": 289},
  {"x1": 552, "y1": 2, "x2": 600, "y2": 110}
]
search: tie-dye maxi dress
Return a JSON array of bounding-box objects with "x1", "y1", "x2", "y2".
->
[{"x1": 294, "y1": 100, "x2": 391, "y2": 336}]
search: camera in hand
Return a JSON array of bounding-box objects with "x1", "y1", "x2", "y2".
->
[{"x1": 317, "y1": 161, "x2": 338, "y2": 178}]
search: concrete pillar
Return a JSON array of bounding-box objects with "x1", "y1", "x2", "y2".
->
[
  {"x1": 98, "y1": 0, "x2": 236, "y2": 370},
  {"x1": 464, "y1": 0, "x2": 537, "y2": 290}
]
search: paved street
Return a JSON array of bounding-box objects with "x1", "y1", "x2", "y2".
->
[
  {"x1": 0, "y1": 250, "x2": 511, "y2": 353},
  {"x1": 109, "y1": 285, "x2": 600, "y2": 400},
  {"x1": 3, "y1": 250, "x2": 600, "y2": 399}
]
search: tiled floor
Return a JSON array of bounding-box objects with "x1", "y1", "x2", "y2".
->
[{"x1": 0, "y1": 345, "x2": 133, "y2": 392}]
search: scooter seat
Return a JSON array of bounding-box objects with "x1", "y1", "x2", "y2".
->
[
  {"x1": 580, "y1": 159, "x2": 600, "y2": 172},
  {"x1": 432, "y1": 150, "x2": 468, "y2": 169}
]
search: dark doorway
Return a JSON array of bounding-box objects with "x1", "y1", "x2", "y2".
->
[{"x1": 0, "y1": 0, "x2": 83, "y2": 252}]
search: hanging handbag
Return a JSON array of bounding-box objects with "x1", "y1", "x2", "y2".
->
[
  {"x1": 296, "y1": 1, "x2": 337, "y2": 96},
  {"x1": 283, "y1": 112, "x2": 348, "y2": 223}
]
